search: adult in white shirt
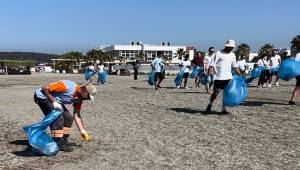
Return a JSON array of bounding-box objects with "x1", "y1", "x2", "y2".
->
[
  {"x1": 206, "y1": 39, "x2": 242, "y2": 114},
  {"x1": 269, "y1": 50, "x2": 282, "y2": 87},
  {"x1": 257, "y1": 55, "x2": 272, "y2": 87},
  {"x1": 289, "y1": 52, "x2": 300, "y2": 105},
  {"x1": 178, "y1": 54, "x2": 191, "y2": 89},
  {"x1": 204, "y1": 47, "x2": 215, "y2": 93},
  {"x1": 151, "y1": 51, "x2": 164, "y2": 90}
]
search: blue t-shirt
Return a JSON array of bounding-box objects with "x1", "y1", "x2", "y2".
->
[{"x1": 152, "y1": 58, "x2": 162, "y2": 73}]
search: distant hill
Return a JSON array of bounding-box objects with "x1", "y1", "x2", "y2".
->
[{"x1": 0, "y1": 52, "x2": 61, "y2": 63}]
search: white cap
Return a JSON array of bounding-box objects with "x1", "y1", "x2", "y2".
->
[
  {"x1": 85, "y1": 83, "x2": 97, "y2": 101},
  {"x1": 225, "y1": 39, "x2": 236, "y2": 48}
]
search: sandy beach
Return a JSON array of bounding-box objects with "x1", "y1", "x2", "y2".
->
[{"x1": 0, "y1": 73, "x2": 299, "y2": 169}]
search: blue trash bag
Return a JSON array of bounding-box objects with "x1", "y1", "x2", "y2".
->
[
  {"x1": 278, "y1": 59, "x2": 300, "y2": 81},
  {"x1": 198, "y1": 71, "x2": 208, "y2": 85},
  {"x1": 174, "y1": 68, "x2": 185, "y2": 86},
  {"x1": 190, "y1": 66, "x2": 202, "y2": 79},
  {"x1": 23, "y1": 110, "x2": 63, "y2": 156},
  {"x1": 148, "y1": 71, "x2": 155, "y2": 86},
  {"x1": 85, "y1": 69, "x2": 94, "y2": 81},
  {"x1": 270, "y1": 67, "x2": 278, "y2": 74},
  {"x1": 98, "y1": 71, "x2": 107, "y2": 84},
  {"x1": 250, "y1": 66, "x2": 265, "y2": 79},
  {"x1": 223, "y1": 75, "x2": 248, "y2": 107}
]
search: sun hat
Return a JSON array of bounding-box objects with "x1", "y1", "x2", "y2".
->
[
  {"x1": 85, "y1": 83, "x2": 97, "y2": 101},
  {"x1": 225, "y1": 39, "x2": 236, "y2": 48}
]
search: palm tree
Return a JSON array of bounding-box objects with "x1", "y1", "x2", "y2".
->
[
  {"x1": 176, "y1": 48, "x2": 186, "y2": 60},
  {"x1": 86, "y1": 49, "x2": 111, "y2": 64},
  {"x1": 136, "y1": 52, "x2": 145, "y2": 61},
  {"x1": 235, "y1": 43, "x2": 250, "y2": 61},
  {"x1": 291, "y1": 34, "x2": 300, "y2": 56},
  {"x1": 258, "y1": 43, "x2": 274, "y2": 58},
  {"x1": 61, "y1": 51, "x2": 83, "y2": 71}
]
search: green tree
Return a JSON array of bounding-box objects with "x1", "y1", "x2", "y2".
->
[
  {"x1": 58, "y1": 51, "x2": 83, "y2": 71},
  {"x1": 291, "y1": 34, "x2": 300, "y2": 56},
  {"x1": 258, "y1": 43, "x2": 274, "y2": 58},
  {"x1": 235, "y1": 43, "x2": 250, "y2": 61},
  {"x1": 86, "y1": 49, "x2": 111, "y2": 64},
  {"x1": 136, "y1": 52, "x2": 145, "y2": 61},
  {"x1": 176, "y1": 48, "x2": 186, "y2": 60}
]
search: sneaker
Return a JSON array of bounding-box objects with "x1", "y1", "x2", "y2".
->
[
  {"x1": 184, "y1": 87, "x2": 189, "y2": 89},
  {"x1": 55, "y1": 138, "x2": 74, "y2": 152},
  {"x1": 58, "y1": 143, "x2": 74, "y2": 152},
  {"x1": 205, "y1": 104, "x2": 212, "y2": 114},
  {"x1": 268, "y1": 84, "x2": 272, "y2": 88},
  {"x1": 289, "y1": 101, "x2": 296, "y2": 105},
  {"x1": 275, "y1": 82, "x2": 279, "y2": 87},
  {"x1": 64, "y1": 139, "x2": 78, "y2": 147},
  {"x1": 220, "y1": 110, "x2": 230, "y2": 114},
  {"x1": 263, "y1": 84, "x2": 267, "y2": 88},
  {"x1": 177, "y1": 85, "x2": 181, "y2": 89},
  {"x1": 157, "y1": 85, "x2": 162, "y2": 88}
]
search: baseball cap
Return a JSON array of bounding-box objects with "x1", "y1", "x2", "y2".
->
[
  {"x1": 225, "y1": 39, "x2": 236, "y2": 48},
  {"x1": 85, "y1": 83, "x2": 97, "y2": 101}
]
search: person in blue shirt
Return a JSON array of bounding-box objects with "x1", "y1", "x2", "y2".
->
[{"x1": 151, "y1": 51, "x2": 164, "y2": 90}]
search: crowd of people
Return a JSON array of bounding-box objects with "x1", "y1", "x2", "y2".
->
[{"x1": 24, "y1": 39, "x2": 299, "y2": 155}]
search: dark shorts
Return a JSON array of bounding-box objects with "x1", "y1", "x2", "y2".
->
[
  {"x1": 154, "y1": 72, "x2": 163, "y2": 82},
  {"x1": 213, "y1": 80, "x2": 231, "y2": 92},
  {"x1": 296, "y1": 75, "x2": 300, "y2": 87},
  {"x1": 182, "y1": 72, "x2": 189, "y2": 79}
]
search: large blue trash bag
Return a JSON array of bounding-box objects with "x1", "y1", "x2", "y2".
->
[
  {"x1": 98, "y1": 71, "x2": 107, "y2": 84},
  {"x1": 278, "y1": 59, "x2": 300, "y2": 81},
  {"x1": 198, "y1": 71, "x2": 208, "y2": 85},
  {"x1": 270, "y1": 67, "x2": 278, "y2": 74},
  {"x1": 223, "y1": 75, "x2": 248, "y2": 107},
  {"x1": 250, "y1": 66, "x2": 265, "y2": 79},
  {"x1": 85, "y1": 69, "x2": 94, "y2": 81},
  {"x1": 23, "y1": 110, "x2": 63, "y2": 156},
  {"x1": 174, "y1": 67, "x2": 185, "y2": 86},
  {"x1": 190, "y1": 66, "x2": 202, "y2": 79},
  {"x1": 148, "y1": 71, "x2": 155, "y2": 86}
]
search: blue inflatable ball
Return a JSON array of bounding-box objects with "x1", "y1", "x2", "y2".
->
[
  {"x1": 223, "y1": 76, "x2": 248, "y2": 107},
  {"x1": 23, "y1": 110, "x2": 62, "y2": 156},
  {"x1": 98, "y1": 71, "x2": 107, "y2": 84},
  {"x1": 251, "y1": 66, "x2": 265, "y2": 79},
  {"x1": 278, "y1": 59, "x2": 300, "y2": 81},
  {"x1": 148, "y1": 71, "x2": 155, "y2": 86}
]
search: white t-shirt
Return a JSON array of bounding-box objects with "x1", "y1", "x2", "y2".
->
[
  {"x1": 257, "y1": 58, "x2": 271, "y2": 68},
  {"x1": 271, "y1": 55, "x2": 281, "y2": 67},
  {"x1": 209, "y1": 50, "x2": 238, "y2": 80},
  {"x1": 179, "y1": 60, "x2": 191, "y2": 73},
  {"x1": 294, "y1": 53, "x2": 300, "y2": 62},
  {"x1": 151, "y1": 57, "x2": 162, "y2": 73},
  {"x1": 88, "y1": 65, "x2": 95, "y2": 70},
  {"x1": 237, "y1": 59, "x2": 246, "y2": 71},
  {"x1": 98, "y1": 65, "x2": 104, "y2": 72},
  {"x1": 203, "y1": 55, "x2": 213, "y2": 70}
]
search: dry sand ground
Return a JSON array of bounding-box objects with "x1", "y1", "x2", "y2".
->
[{"x1": 0, "y1": 73, "x2": 299, "y2": 170}]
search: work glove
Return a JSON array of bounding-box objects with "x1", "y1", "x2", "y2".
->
[
  {"x1": 53, "y1": 101, "x2": 63, "y2": 111},
  {"x1": 80, "y1": 129, "x2": 90, "y2": 141}
]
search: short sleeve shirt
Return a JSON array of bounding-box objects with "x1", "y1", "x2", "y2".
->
[
  {"x1": 152, "y1": 58, "x2": 162, "y2": 73},
  {"x1": 210, "y1": 51, "x2": 238, "y2": 80}
]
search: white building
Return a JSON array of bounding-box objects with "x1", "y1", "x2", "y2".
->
[{"x1": 101, "y1": 42, "x2": 195, "y2": 63}]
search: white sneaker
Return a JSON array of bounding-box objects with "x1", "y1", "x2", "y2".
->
[
  {"x1": 275, "y1": 82, "x2": 279, "y2": 87},
  {"x1": 177, "y1": 85, "x2": 181, "y2": 89},
  {"x1": 263, "y1": 84, "x2": 267, "y2": 88},
  {"x1": 268, "y1": 84, "x2": 272, "y2": 88},
  {"x1": 185, "y1": 87, "x2": 189, "y2": 89}
]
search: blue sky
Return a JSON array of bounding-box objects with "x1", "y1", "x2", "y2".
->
[{"x1": 0, "y1": 0, "x2": 299, "y2": 54}]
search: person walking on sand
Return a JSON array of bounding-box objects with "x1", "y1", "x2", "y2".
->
[
  {"x1": 289, "y1": 52, "x2": 300, "y2": 105},
  {"x1": 258, "y1": 55, "x2": 271, "y2": 88},
  {"x1": 151, "y1": 51, "x2": 164, "y2": 90},
  {"x1": 204, "y1": 47, "x2": 215, "y2": 93},
  {"x1": 34, "y1": 80, "x2": 97, "y2": 152},
  {"x1": 191, "y1": 52, "x2": 204, "y2": 88},
  {"x1": 205, "y1": 39, "x2": 242, "y2": 114},
  {"x1": 178, "y1": 54, "x2": 191, "y2": 89},
  {"x1": 133, "y1": 59, "x2": 140, "y2": 80},
  {"x1": 269, "y1": 50, "x2": 281, "y2": 87}
]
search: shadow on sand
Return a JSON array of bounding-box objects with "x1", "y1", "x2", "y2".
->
[
  {"x1": 9, "y1": 139, "x2": 43, "y2": 157},
  {"x1": 240, "y1": 101, "x2": 289, "y2": 107},
  {"x1": 170, "y1": 108, "x2": 231, "y2": 116}
]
